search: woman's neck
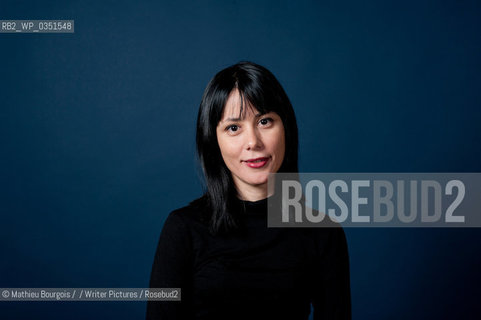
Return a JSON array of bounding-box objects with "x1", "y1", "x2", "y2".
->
[{"x1": 235, "y1": 182, "x2": 273, "y2": 202}]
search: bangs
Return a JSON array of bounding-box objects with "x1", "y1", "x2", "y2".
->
[
  {"x1": 215, "y1": 86, "x2": 273, "y2": 126},
  {"x1": 223, "y1": 89, "x2": 271, "y2": 122}
]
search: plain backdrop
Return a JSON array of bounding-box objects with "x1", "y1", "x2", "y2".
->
[{"x1": 1, "y1": 0, "x2": 480, "y2": 319}]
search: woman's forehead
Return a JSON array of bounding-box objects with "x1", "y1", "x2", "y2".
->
[
  {"x1": 220, "y1": 90, "x2": 260, "y2": 121},
  {"x1": 221, "y1": 103, "x2": 260, "y2": 121}
]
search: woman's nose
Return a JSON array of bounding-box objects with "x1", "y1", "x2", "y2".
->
[{"x1": 245, "y1": 127, "x2": 263, "y2": 150}]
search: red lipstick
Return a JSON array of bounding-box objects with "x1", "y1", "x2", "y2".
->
[{"x1": 243, "y1": 157, "x2": 270, "y2": 168}]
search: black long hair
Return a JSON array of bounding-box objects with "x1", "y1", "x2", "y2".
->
[{"x1": 195, "y1": 61, "x2": 299, "y2": 235}]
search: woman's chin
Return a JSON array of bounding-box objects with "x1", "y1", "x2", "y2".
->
[{"x1": 245, "y1": 176, "x2": 269, "y2": 186}]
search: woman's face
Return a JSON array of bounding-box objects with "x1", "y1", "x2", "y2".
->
[{"x1": 216, "y1": 89, "x2": 285, "y2": 197}]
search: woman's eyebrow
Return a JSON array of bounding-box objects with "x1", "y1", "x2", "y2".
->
[{"x1": 221, "y1": 113, "x2": 265, "y2": 123}]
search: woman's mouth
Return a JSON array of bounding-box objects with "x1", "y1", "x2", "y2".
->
[{"x1": 243, "y1": 157, "x2": 270, "y2": 168}]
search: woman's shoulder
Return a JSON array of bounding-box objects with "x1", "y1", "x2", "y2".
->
[
  {"x1": 187, "y1": 194, "x2": 209, "y2": 211},
  {"x1": 166, "y1": 194, "x2": 210, "y2": 225}
]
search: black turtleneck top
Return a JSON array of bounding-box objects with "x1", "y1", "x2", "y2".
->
[{"x1": 146, "y1": 196, "x2": 351, "y2": 320}]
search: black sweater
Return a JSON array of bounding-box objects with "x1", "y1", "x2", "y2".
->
[{"x1": 146, "y1": 196, "x2": 351, "y2": 320}]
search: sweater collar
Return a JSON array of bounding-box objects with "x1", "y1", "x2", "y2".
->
[{"x1": 234, "y1": 196, "x2": 271, "y2": 215}]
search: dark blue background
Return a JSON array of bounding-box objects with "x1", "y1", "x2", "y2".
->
[{"x1": 1, "y1": 0, "x2": 480, "y2": 319}]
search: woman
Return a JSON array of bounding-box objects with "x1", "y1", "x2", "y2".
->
[{"x1": 147, "y1": 61, "x2": 351, "y2": 319}]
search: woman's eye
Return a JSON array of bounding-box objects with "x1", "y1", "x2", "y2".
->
[
  {"x1": 226, "y1": 125, "x2": 239, "y2": 132},
  {"x1": 259, "y1": 117, "x2": 273, "y2": 126}
]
